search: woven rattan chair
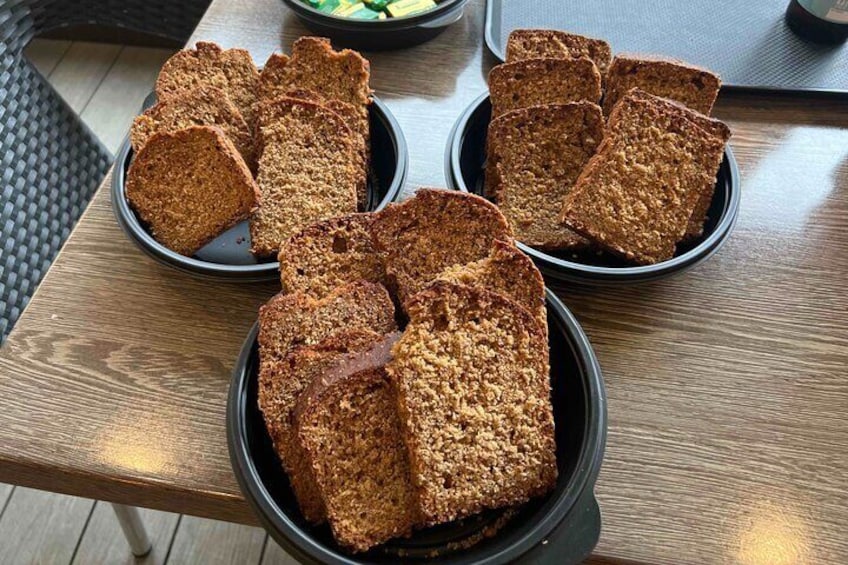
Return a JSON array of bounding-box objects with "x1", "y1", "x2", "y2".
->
[{"x1": 1, "y1": 0, "x2": 210, "y2": 343}]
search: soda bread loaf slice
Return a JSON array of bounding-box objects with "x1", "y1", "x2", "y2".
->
[
  {"x1": 258, "y1": 328, "x2": 384, "y2": 524},
  {"x1": 250, "y1": 98, "x2": 359, "y2": 257},
  {"x1": 296, "y1": 332, "x2": 418, "y2": 552},
  {"x1": 561, "y1": 90, "x2": 730, "y2": 265},
  {"x1": 125, "y1": 126, "x2": 259, "y2": 256},
  {"x1": 371, "y1": 189, "x2": 514, "y2": 306},
  {"x1": 505, "y1": 29, "x2": 612, "y2": 75},
  {"x1": 485, "y1": 102, "x2": 604, "y2": 250},
  {"x1": 488, "y1": 57, "x2": 602, "y2": 118},
  {"x1": 437, "y1": 240, "x2": 546, "y2": 332},
  {"x1": 278, "y1": 213, "x2": 385, "y2": 299},
  {"x1": 602, "y1": 55, "x2": 721, "y2": 116},
  {"x1": 387, "y1": 281, "x2": 556, "y2": 525},
  {"x1": 155, "y1": 41, "x2": 260, "y2": 126},
  {"x1": 130, "y1": 86, "x2": 255, "y2": 170},
  {"x1": 258, "y1": 280, "x2": 396, "y2": 375}
]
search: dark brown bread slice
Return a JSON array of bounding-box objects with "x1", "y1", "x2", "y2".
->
[
  {"x1": 437, "y1": 240, "x2": 546, "y2": 331},
  {"x1": 488, "y1": 57, "x2": 601, "y2": 118},
  {"x1": 130, "y1": 86, "x2": 255, "y2": 170},
  {"x1": 250, "y1": 98, "x2": 358, "y2": 257},
  {"x1": 505, "y1": 29, "x2": 612, "y2": 75},
  {"x1": 296, "y1": 331, "x2": 418, "y2": 552},
  {"x1": 278, "y1": 213, "x2": 385, "y2": 299},
  {"x1": 125, "y1": 126, "x2": 259, "y2": 256},
  {"x1": 370, "y1": 188, "x2": 514, "y2": 306},
  {"x1": 258, "y1": 328, "x2": 384, "y2": 524},
  {"x1": 485, "y1": 102, "x2": 604, "y2": 250},
  {"x1": 155, "y1": 41, "x2": 260, "y2": 126},
  {"x1": 602, "y1": 55, "x2": 721, "y2": 117},
  {"x1": 561, "y1": 90, "x2": 731, "y2": 265},
  {"x1": 387, "y1": 281, "x2": 556, "y2": 526},
  {"x1": 257, "y1": 281, "x2": 396, "y2": 374}
]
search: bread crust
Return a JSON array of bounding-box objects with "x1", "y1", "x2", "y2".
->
[{"x1": 505, "y1": 29, "x2": 612, "y2": 75}]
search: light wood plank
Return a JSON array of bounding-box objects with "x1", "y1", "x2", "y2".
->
[
  {"x1": 23, "y1": 39, "x2": 72, "y2": 77},
  {"x1": 80, "y1": 46, "x2": 175, "y2": 154},
  {"x1": 260, "y1": 539, "x2": 298, "y2": 565},
  {"x1": 48, "y1": 41, "x2": 122, "y2": 113},
  {"x1": 167, "y1": 517, "x2": 266, "y2": 565},
  {"x1": 0, "y1": 484, "x2": 13, "y2": 517},
  {"x1": 0, "y1": 487, "x2": 93, "y2": 565},
  {"x1": 73, "y1": 502, "x2": 180, "y2": 565}
]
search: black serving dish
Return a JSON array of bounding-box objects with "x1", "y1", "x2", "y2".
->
[
  {"x1": 228, "y1": 290, "x2": 606, "y2": 564},
  {"x1": 446, "y1": 93, "x2": 742, "y2": 286},
  {"x1": 112, "y1": 94, "x2": 407, "y2": 282},
  {"x1": 280, "y1": 0, "x2": 470, "y2": 51}
]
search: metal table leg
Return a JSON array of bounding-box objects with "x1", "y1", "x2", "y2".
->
[{"x1": 111, "y1": 503, "x2": 152, "y2": 557}]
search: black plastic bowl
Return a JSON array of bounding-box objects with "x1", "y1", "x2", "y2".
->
[
  {"x1": 446, "y1": 93, "x2": 741, "y2": 286},
  {"x1": 228, "y1": 290, "x2": 606, "y2": 565},
  {"x1": 112, "y1": 95, "x2": 407, "y2": 282},
  {"x1": 281, "y1": 0, "x2": 470, "y2": 51}
]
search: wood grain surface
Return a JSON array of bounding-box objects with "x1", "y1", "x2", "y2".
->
[{"x1": 0, "y1": 0, "x2": 846, "y2": 563}]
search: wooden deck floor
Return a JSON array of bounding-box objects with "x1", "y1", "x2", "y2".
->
[{"x1": 1, "y1": 38, "x2": 292, "y2": 565}]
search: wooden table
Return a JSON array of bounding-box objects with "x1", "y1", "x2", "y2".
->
[{"x1": 1, "y1": 0, "x2": 846, "y2": 563}]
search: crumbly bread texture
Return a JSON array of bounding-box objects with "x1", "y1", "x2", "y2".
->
[
  {"x1": 488, "y1": 57, "x2": 601, "y2": 117},
  {"x1": 125, "y1": 126, "x2": 259, "y2": 256},
  {"x1": 130, "y1": 86, "x2": 255, "y2": 169},
  {"x1": 505, "y1": 29, "x2": 612, "y2": 76},
  {"x1": 371, "y1": 189, "x2": 514, "y2": 306},
  {"x1": 155, "y1": 41, "x2": 260, "y2": 126},
  {"x1": 296, "y1": 332, "x2": 418, "y2": 552},
  {"x1": 602, "y1": 55, "x2": 721, "y2": 117},
  {"x1": 258, "y1": 281, "x2": 396, "y2": 374},
  {"x1": 437, "y1": 240, "x2": 546, "y2": 331},
  {"x1": 561, "y1": 90, "x2": 731, "y2": 265},
  {"x1": 258, "y1": 328, "x2": 384, "y2": 524},
  {"x1": 387, "y1": 281, "x2": 556, "y2": 526},
  {"x1": 250, "y1": 97, "x2": 358, "y2": 257},
  {"x1": 278, "y1": 213, "x2": 385, "y2": 298},
  {"x1": 485, "y1": 102, "x2": 604, "y2": 250}
]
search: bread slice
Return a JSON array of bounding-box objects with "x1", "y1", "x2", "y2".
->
[
  {"x1": 130, "y1": 86, "x2": 255, "y2": 170},
  {"x1": 258, "y1": 328, "x2": 384, "y2": 524},
  {"x1": 387, "y1": 281, "x2": 556, "y2": 525},
  {"x1": 602, "y1": 55, "x2": 721, "y2": 117},
  {"x1": 371, "y1": 189, "x2": 514, "y2": 306},
  {"x1": 155, "y1": 41, "x2": 260, "y2": 126},
  {"x1": 125, "y1": 126, "x2": 259, "y2": 256},
  {"x1": 485, "y1": 102, "x2": 604, "y2": 250},
  {"x1": 258, "y1": 281, "x2": 396, "y2": 373},
  {"x1": 437, "y1": 240, "x2": 546, "y2": 331},
  {"x1": 277, "y1": 213, "x2": 385, "y2": 298},
  {"x1": 505, "y1": 29, "x2": 612, "y2": 75},
  {"x1": 296, "y1": 331, "x2": 418, "y2": 552},
  {"x1": 250, "y1": 97, "x2": 359, "y2": 257},
  {"x1": 561, "y1": 90, "x2": 731, "y2": 265},
  {"x1": 488, "y1": 57, "x2": 601, "y2": 118}
]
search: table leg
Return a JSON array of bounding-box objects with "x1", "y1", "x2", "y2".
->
[{"x1": 110, "y1": 503, "x2": 152, "y2": 557}]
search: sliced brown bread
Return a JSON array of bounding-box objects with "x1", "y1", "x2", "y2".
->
[
  {"x1": 258, "y1": 328, "x2": 384, "y2": 524},
  {"x1": 437, "y1": 240, "x2": 546, "y2": 331},
  {"x1": 250, "y1": 97, "x2": 359, "y2": 257},
  {"x1": 257, "y1": 281, "x2": 396, "y2": 373},
  {"x1": 485, "y1": 102, "x2": 604, "y2": 250},
  {"x1": 370, "y1": 189, "x2": 514, "y2": 306},
  {"x1": 387, "y1": 281, "x2": 556, "y2": 525},
  {"x1": 296, "y1": 331, "x2": 418, "y2": 552},
  {"x1": 155, "y1": 41, "x2": 260, "y2": 126},
  {"x1": 125, "y1": 126, "x2": 259, "y2": 256},
  {"x1": 505, "y1": 29, "x2": 612, "y2": 75},
  {"x1": 602, "y1": 55, "x2": 721, "y2": 117},
  {"x1": 130, "y1": 86, "x2": 255, "y2": 169},
  {"x1": 561, "y1": 90, "x2": 731, "y2": 265},
  {"x1": 278, "y1": 213, "x2": 385, "y2": 299},
  {"x1": 488, "y1": 57, "x2": 602, "y2": 118}
]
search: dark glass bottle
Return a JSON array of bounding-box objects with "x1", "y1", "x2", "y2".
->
[{"x1": 786, "y1": 0, "x2": 848, "y2": 43}]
